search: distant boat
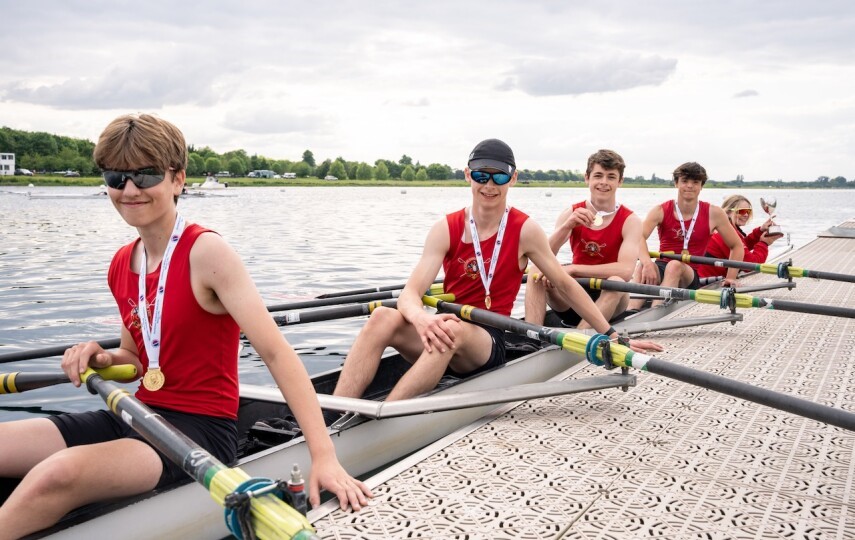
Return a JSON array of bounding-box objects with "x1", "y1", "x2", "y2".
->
[
  {"x1": 193, "y1": 177, "x2": 228, "y2": 190},
  {"x1": 27, "y1": 187, "x2": 108, "y2": 200}
]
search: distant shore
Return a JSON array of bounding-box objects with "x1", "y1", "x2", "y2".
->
[{"x1": 1, "y1": 176, "x2": 851, "y2": 189}]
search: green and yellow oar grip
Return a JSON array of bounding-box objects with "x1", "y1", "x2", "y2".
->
[
  {"x1": 422, "y1": 294, "x2": 454, "y2": 308},
  {"x1": 207, "y1": 466, "x2": 314, "y2": 539},
  {"x1": 1, "y1": 365, "x2": 137, "y2": 395},
  {"x1": 693, "y1": 289, "x2": 761, "y2": 308},
  {"x1": 560, "y1": 333, "x2": 635, "y2": 369},
  {"x1": 428, "y1": 282, "x2": 445, "y2": 295}
]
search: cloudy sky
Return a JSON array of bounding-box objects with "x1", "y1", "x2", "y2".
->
[{"x1": 1, "y1": 1, "x2": 853, "y2": 181}]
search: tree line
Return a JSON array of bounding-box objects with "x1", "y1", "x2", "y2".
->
[{"x1": 1, "y1": 125, "x2": 851, "y2": 186}]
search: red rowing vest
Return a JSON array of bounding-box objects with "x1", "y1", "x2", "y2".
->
[
  {"x1": 108, "y1": 224, "x2": 241, "y2": 419},
  {"x1": 442, "y1": 207, "x2": 528, "y2": 316},
  {"x1": 657, "y1": 200, "x2": 712, "y2": 269},
  {"x1": 568, "y1": 201, "x2": 633, "y2": 265}
]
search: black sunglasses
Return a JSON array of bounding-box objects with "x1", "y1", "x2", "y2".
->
[
  {"x1": 102, "y1": 168, "x2": 168, "y2": 190},
  {"x1": 470, "y1": 170, "x2": 513, "y2": 185}
]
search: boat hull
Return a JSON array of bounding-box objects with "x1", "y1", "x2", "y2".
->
[{"x1": 41, "y1": 345, "x2": 581, "y2": 539}]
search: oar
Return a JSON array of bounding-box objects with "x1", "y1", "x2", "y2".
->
[
  {"x1": 0, "y1": 288, "x2": 449, "y2": 365},
  {"x1": 651, "y1": 250, "x2": 855, "y2": 284},
  {"x1": 272, "y1": 294, "x2": 453, "y2": 327},
  {"x1": 576, "y1": 277, "x2": 855, "y2": 320},
  {"x1": 0, "y1": 339, "x2": 122, "y2": 365},
  {"x1": 0, "y1": 365, "x2": 136, "y2": 394},
  {"x1": 314, "y1": 279, "x2": 444, "y2": 299},
  {"x1": 78, "y1": 368, "x2": 318, "y2": 540},
  {"x1": 422, "y1": 296, "x2": 855, "y2": 431}
]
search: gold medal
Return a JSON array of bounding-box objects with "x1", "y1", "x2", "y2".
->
[
  {"x1": 485, "y1": 295, "x2": 492, "y2": 310},
  {"x1": 143, "y1": 368, "x2": 165, "y2": 391},
  {"x1": 593, "y1": 214, "x2": 603, "y2": 227}
]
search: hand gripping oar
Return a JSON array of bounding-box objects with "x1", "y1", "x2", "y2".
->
[
  {"x1": 78, "y1": 368, "x2": 319, "y2": 540},
  {"x1": 272, "y1": 294, "x2": 454, "y2": 327},
  {"x1": 651, "y1": 250, "x2": 855, "y2": 284},
  {"x1": 577, "y1": 277, "x2": 855, "y2": 320},
  {"x1": 422, "y1": 297, "x2": 855, "y2": 432},
  {"x1": 0, "y1": 365, "x2": 136, "y2": 394}
]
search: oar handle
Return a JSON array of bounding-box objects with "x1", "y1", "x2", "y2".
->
[{"x1": 1, "y1": 365, "x2": 137, "y2": 395}]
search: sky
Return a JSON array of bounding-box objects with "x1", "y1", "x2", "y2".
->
[{"x1": 1, "y1": 1, "x2": 853, "y2": 182}]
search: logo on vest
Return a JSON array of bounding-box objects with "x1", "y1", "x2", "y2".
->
[
  {"x1": 458, "y1": 256, "x2": 491, "y2": 280},
  {"x1": 583, "y1": 240, "x2": 607, "y2": 258}
]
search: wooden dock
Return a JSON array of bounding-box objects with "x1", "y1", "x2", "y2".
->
[{"x1": 310, "y1": 221, "x2": 855, "y2": 539}]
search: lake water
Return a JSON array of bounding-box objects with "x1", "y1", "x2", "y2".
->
[{"x1": 1, "y1": 185, "x2": 853, "y2": 421}]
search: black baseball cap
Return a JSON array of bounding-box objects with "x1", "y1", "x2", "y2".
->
[{"x1": 468, "y1": 139, "x2": 515, "y2": 176}]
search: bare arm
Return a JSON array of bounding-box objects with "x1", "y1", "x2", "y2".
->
[
  {"x1": 521, "y1": 219, "x2": 612, "y2": 335},
  {"x1": 710, "y1": 206, "x2": 745, "y2": 286},
  {"x1": 638, "y1": 206, "x2": 663, "y2": 284},
  {"x1": 396, "y1": 219, "x2": 461, "y2": 353},
  {"x1": 191, "y1": 233, "x2": 371, "y2": 510},
  {"x1": 547, "y1": 206, "x2": 593, "y2": 255}
]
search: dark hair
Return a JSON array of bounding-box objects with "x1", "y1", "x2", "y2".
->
[
  {"x1": 672, "y1": 162, "x2": 707, "y2": 185},
  {"x1": 586, "y1": 149, "x2": 625, "y2": 178}
]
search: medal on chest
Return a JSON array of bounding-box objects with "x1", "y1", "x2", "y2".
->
[
  {"x1": 468, "y1": 207, "x2": 509, "y2": 311},
  {"x1": 137, "y1": 214, "x2": 186, "y2": 392}
]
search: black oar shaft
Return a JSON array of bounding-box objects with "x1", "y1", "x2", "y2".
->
[
  {"x1": 265, "y1": 290, "x2": 402, "y2": 313},
  {"x1": 644, "y1": 357, "x2": 855, "y2": 431},
  {"x1": 81, "y1": 371, "x2": 317, "y2": 539},
  {"x1": 272, "y1": 300, "x2": 397, "y2": 326},
  {"x1": 0, "y1": 339, "x2": 121, "y2": 365},
  {"x1": 765, "y1": 298, "x2": 855, "y2": 319},
  {"x1": 652, "y1": 250, "x2": 855, "y2": 284},
  {"x1": 315, "y1": 278, "x2": 443, "y2": 299},
  {"x1": 428, "y1": 298, "x2": 855, "y2": 432}
]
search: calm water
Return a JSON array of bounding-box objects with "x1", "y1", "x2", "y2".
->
[{"x1": 1, "y1": 185, "x2": 853, "y2": 421}]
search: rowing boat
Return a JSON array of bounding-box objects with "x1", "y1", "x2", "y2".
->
[{"x1": 3, "y1": 288, "x2": 729, "y2": 539}]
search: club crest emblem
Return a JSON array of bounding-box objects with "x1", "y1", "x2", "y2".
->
[
  {"x1": 583, "y1": 241, "x2": 607, "y2": 258},
  {"x1": 458, "y1": 256, "x2": 491, "y2": 280}
]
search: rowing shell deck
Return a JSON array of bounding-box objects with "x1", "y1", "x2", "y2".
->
[{"x1": 310, "y1": 221, "x2": 855, "y2": 539}]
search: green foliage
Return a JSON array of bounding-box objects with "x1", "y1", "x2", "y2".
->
[
  {"x1": 204, "y1": 157, "x2": 221, "y2": 175},
  {"x1": 401, "y1": 164, "x2": 415, "y2": 181},
  {"x1": 426, "y1": 163, "x2": 452, "y2": 180},
  {"x1": 188, "y1": 153, "x2": 206, "y2": 176},
  {"x1": 228, "y1": 158, "x2": 244, "y2": 176},
  {"x1": 415, "y1": 168, "x2": 428, "y2": 181},
  {"x1": 328, "y1": 160, "x2": 347, "y2": 179},
  {"x1": 293, "y1": 161, "x2": 311, "y2": 177},
  {"x1": 302, "y1": 149, "x2": 316, "y2": 168},
  {"x1": 314, "y1": 159, "x2": 331, "y2": 179},
  {"x1": 375, "y1": 161, "x2": 390, "y2": 180},
  {"x1": 399, "y1": 154, "x2": 413, "y2": 166},
  {"x1": 356, "y1": 162, "x2": 373, "y2": 180}
]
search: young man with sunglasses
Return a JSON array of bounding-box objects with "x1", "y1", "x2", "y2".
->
[
  {"x1": 525, "y1": 149, "x2": 643, "y2": 327},
  {"x1": 697, "y1": 194, "x2": 782, "y2": 279},
  {"x1": 628, "y1": 162, "x2": 744, "y2": 309},
  {"x1": 0, "y1": 114, "x2": 370, "y2": 538},
  {"x1": 330, "y1": 139, "x2": 661, "y2": 406}
]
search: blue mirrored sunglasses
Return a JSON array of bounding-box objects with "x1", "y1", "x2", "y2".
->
[{"x1": 470, "y1": 170, "x2": 512, "y2": 185}]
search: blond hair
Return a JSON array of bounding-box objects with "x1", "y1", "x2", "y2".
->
[{"x1": 721, "y1": 194, "x2": 751, "y2": 213}]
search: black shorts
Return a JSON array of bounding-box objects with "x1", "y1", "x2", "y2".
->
[
  {"x1": 447, "y1": 321, "x2": 507, "y2": 377},
  {"x1": 655, "y1": 260, "x2": 701, "y2": 290},
  {"x1": 552, "y1": 289, "x2": 602, "y2": 327},
  {"x1": 48, "y1": 407, "x2": 238, "y2": 489}
]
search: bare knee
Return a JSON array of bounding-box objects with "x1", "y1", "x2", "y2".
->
[
  {"x1": 19, "y1": 451, "x2": 82, "y2": 499},
  {"x1": 363, "y1": 306, "x2": 406, "y2": 333},
  {"x1": 663, "y1": 261, "x2": 684, "y2": 281}
]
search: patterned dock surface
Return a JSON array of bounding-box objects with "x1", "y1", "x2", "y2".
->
[{"x1": 312, "y1": 222, "x2": 855, "y2": 539}]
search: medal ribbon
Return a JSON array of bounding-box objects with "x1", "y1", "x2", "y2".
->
[
  {"x1": 588, "y1": 201, "x2": 620, "y2": 221},
  {"x1": 673, "y1": 200, "x2": 699, "y2": 253},
  {"x1": 468, "y1": 206, "x2": 510, "y2": 309},
  {"x1": 137, "y1": 213, "x2": 186, "y2": 375}
]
